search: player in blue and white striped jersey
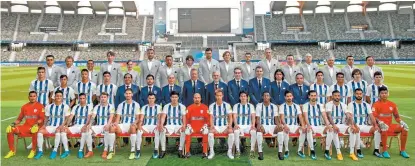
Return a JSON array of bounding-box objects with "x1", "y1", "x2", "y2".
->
[
  {"x1": 90, "y1": 92, "x2": 116, "y2": 160},
  {"x1": 365, "y1": 71, "x2": 388, "y2": 105},
  {"x1": 159, "y1": 91, "x2": 187, "y2": 158},
  {"x1": 328, "y1": 72, "x2": 351, "y2": 105},
  {"x1": 346, "y1": 88, "x2": 379, "y2": 160},
  {"x1": 29, "y1": 67, "x2": 54, "y2": 107},
  {"x1": 301, "y1": 90, "x2": 331, "y2": 160},
  {"x1": 137, "y1": 93, "x2": 162, "y2": 159},
  {"x1": 74, "y1": 69, "x2": 97, "y2": 105},
  {"x1": 255, "y1": 91, "x2": 279, "y2": 160},
  {"x1": 277, "y1": 91, "x2": 302, "y2": 160},
  {"x1": 347, "y1": 69, "x2": 368, "y2": 102},
  {"x1": 35, "y1": 90, "x2": 71, "y2": 159},
  {"x1": 310, "y1": 71, "x2": 329, "y2": 105},
  {"x1": 96, "y1": 71, "x2": 118, "y2": 106},
  {"x1": 207, "y1": 89, "x2": 234, "y2": 159},
  {"x1": 325, "y1": 90, "x2": 348, "y2": 161},
  {"x1": 232, "y1": 91, "x2": 256, "y2": 159},
  {"x1": 52, "y1": 75, "x2": 76, "y2": 107},
  {"x1": 113, "y1": 88, "x2": 141, "y2": 159}
]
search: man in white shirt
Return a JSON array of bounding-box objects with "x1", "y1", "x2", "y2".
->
[
  {"x1": 341, "y1": 55, "x2": 359, "y2": 83},
  {"x1": 74, "y1": 69, "x2": 97, "y2": 105},
  {"x1": 282, "y1": 54, "x2": 302, "y2": 85},
  {"x1": 219, "y1": 51, "x2": 235, "y2": 83},
  {"x1": 157, "y1": 55, "x2": 180, "y2": 88},
  {"x1": 96, "y1": 71, "x2": 118, "y2": 106},
  {"x1": 179, "y1": 55, "x2": 195, "y2": 87},
  {"x1": 347, "y1": 69, "x2": 368, "y2": 102},
  {"x1": 362, "y1": 56, "x2": 383, "y2": 85},
  {"x1": 30, "y1": 67, "x2": 55, "y2": 107},
  {"x1": 366, "y1": 71, "x2": 388, "y2": 104},
  {"x1": 240, "y1": 53, "x2": 256, "y2": 82},
  {"x1": 52, "y1": 75, "x2": 76, "y2": 108},
  {"x1": 43, "y1": 55, "x2": 61, "y2": 87},
  {"x1": 198, "y1": 48, "x2": 220, "y2": 84},
  {"x1": 327, "y1": 72, "x2": 351, "y2": 105},
  {"x1": 125, "y1": 60, "x2": 140, "y2": 86},
  {"x1": 139, "y1": 49, "x2": 161, "y2": 87},
  {"x1": 257, "y1": 48, "x2": 280, "y2": 81},
  {"x1": 310, "y1": 71, "x2": 329, "y2": 105},
  {"x1": 321, "y1": 56, "x2": 341, "y2": 86},
  {"x1": 59, "y1": 56, "x2": 80, "y2": 88},
  {"x1": 87, "y1": 60, "x2": 99, "y2": 85},
  {"x1": 300, "y1": 53, "x2": 319, "y2": 86},
  {"x1": 99, "y1": 51, "x2": 123, "y2": 86}
]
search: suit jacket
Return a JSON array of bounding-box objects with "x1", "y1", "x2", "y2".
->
[
  {"x1": 139, "y1": 60, "x2": 161, "y2": 87},
  {"x1": 257, "y1": 59, "x2": 280, "y2": 81},
  {"x1": 59, "y1": 65, "x2": 80, "y2": 88},
  {"x1": 156, "y1": 65, "x2": 180, "y2": 88},
  {"x1": 282, "y1": 65, "x2": 302, "y2": 85},
  {"x1": 300, "y1": 62, "x2": 319, "y2": 86},
  {"x1": 44, "y1": 65, "x2": 62, "y2": 87},
  {"x1": 270, "y1": 80, "x2": 290, "y2": 105},
  {"x1": 248, "y1": 77, "x2": 271, "y2": 106},
  {"x1": 179, "y1": 65, "x2": 194, "y2": 87},
  {"x1": 341, "y1": 65, "x2": 359, "y2": 83},
  {"x1": 205, "y1": 81, "x2": 229, "y2": 106},
  {"x1": 139, "y1": 85, "x2": 162, "y2": 106},
  {"x1": 88, "y1": 70, "x2": 99, "y2": 85},
  {"x1": 219, "y1": 61, "x2": 236, "y2": 83},
  {"x1": 227, "y1": 79, "x2": 249, "y2": 106},
  {"x1": 99, "y1": 62, "x2": 123, "y2": 86},
  {"x1": 320, "y1": 65, "x2": 341, "y2": 86},
  {"x1": 161, "y1": 84, "x2": 182, "y2": 106},
  {"x1": 125, "y1": 70, "x2": 140, "y2": 86},
  {"x1": 240, "y1": 62, "x2": 256, "y2": 82},
  {"x1": 182, "y1": 79, "x2": 205, "y2": 107},
  {"x1": 198, "y1": 59, "x2": 220, "y2": 84},
  {"x1": 289, "y1": 83, "x2": 310, "y2": 105},
  {"x1": 114, "y1": 84, "x2": 140, "y2": 108},
  {"x1": 361, "y1": 65, "x2": 383, "y2": 85}
]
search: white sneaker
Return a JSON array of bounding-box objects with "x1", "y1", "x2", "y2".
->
[
  {"x1": 227, "y1": 151, "x2": 234, "y2": 159},
  {"x1": 26, "y1": 143, "x2": 33, "y2": 149},
  {"x1": 207, "y1": 151, "x2": 215, "y2": 159}
]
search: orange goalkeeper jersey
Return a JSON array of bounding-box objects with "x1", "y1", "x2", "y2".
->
[
  {"x1": 18, "y1": 102, "x2": 45, "y2": 126},
  {"x1": 186, "y1": 104, "x2": 210, "y2": 131},
  {"x1": 372, "y1": 100, "x2": 400, "y2": 124}
]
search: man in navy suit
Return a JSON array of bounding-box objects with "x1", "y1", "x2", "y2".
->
[
  {"x1": 115, "y1": 73, "x2": 140, "y2": 108},
  {"x1": 161, "y1": 74, "x2": 182, "y2": 106},
  {"x1": 205, "y1": 71, "x2": 228, "y2": 106},
  {"x1": 182, "y1": 68, "x2": 205, "y2": 107},
  {"x1": 289, "y1": 73, "x2": 309, "y2": 106},
  {"x1": 249, "y1": 66, "x2": 271, "y2": 106},
  {"x1": 140, "y1": 74, "x2": 161, "y2": 106},
  {"x1": 228, "y1": 67, "x2": 249, "y2": 106},
  {"x1": 270, "y1": 69, "x2": 290, "y2": 105}
]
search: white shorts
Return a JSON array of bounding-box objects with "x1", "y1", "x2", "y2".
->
[
  {"x1": 263, "y1": 125, "x2": 276, "y2": 135},
  {"x1": 118, "y1": 123, "x2": 133, "y2": 133},
  {"x1": 68, "y1": 125, "x2": 83, "y2": 134},
  {"x1": 238, "y1": 125, "x2": 253, "y2": 134},
  {"x1": 288, "y1": 125, "x2": 300, "y2": 134},
  {"x1": 91, "y1": 125, "x2": 105, "y2": 134},
  {"x1": 357, "y1": 125, "x2": 372, "y2": 133},
  {"x1": 214, "y1": 126, "x2": 228, "y2": 133},
  {"x1": 311, "y1": 126, "x2": 325, "y2": 134},
  {"x1": 142, "y1": 125, "x2": 156, "y2": 133},
  {"x1": 336, "y1": 124, "x2": 349, "y2": 134},
  {"x1": 165, "y1": 125, "x2": 182, "y2": 135},
  {"x1": 46, "y1": 126, "x2": 58, "y2": 134}
]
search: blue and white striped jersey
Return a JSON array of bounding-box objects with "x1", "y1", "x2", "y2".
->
[
  {"x1": 29, "y1": 79, "x2": 54, "y2": 107},
  {"x1": 45, "y1": 103, "x2": 71, "y2": 127},
  {"x1": 347, "y1": 101, "x2": 372, "y2": 125},
  {"x1": 366, "y1": 84, "x2": 388, "y2": 104},
  {"x1": 71, "y1": 104, "x2": 93, "y2": 125},
  {"x1": 255, "y1": 103, "x2": 278, "y2": 125},
  {"x1": 116, "y1": 101, "x2": 140, "y2": 124},
  {"x1": 96, "y1": 83, "x2": 118, "y2": 105},
  {"x1": 310, "y1": 83, "x2": 329, "y2": 104},
  {"x1": 52, "y1": 86, "x2": 75, "y2": 106},
  {"x1": 303, "y1": 102, "x2": 325, "y2": 126},
  {"x1": 209, "y1": 102, "x2": 232, "y2": 126},
  {"x1": 328, "y1": 84, "x2": 351, "y2": 105},
  {"x1": 278, "y1": 103, "x2": 301, "y2": 125},
  {"x1": 347, "y1": 80, "x2": 368, "y2": 101},
  {"x1": 74, "y1": 81, "x2": 97, "y2": 105},
  {"x1": 325, "y1": 101, "x2": 347, "y2": 125},
  {"x1": 140, "y1": 104, "x2": 162, "y2": 126},
  {"x1": 92, "y1": 104, "x2": 115, "y2": 125},
  {"x1": 232, "y1": 103, "x2": 256, "y2": 126},
  {"x1": 160, "y1": 103, "x2": 187, "y2": 125}
]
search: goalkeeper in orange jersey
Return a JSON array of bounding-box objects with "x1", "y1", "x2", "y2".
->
[
  {"x1": 4, "y1": 91, "x2": 45, "y2": 159},
  {"x1": 372, "y1": 86, "x2": 409, "y2": 159}
]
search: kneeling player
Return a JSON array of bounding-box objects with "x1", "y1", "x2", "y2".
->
[{"x1": 255, "y1": 91, "x2": 278, "y2": 160}]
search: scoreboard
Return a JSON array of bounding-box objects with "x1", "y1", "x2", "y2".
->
[{"x1": 178, "y1": 8, "x2": 231, "y2": 33}]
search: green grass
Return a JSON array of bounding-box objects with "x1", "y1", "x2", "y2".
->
[{"x1": 1, "y1": 65, "x2": 415, "y2": 166}]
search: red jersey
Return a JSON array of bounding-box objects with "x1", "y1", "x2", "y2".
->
[
  {"x1": 17, "y1": 102, "x2": 45, "y2": 126},
  {"x1": 187, "y1": 104, "x2": 210, "y2": 131},
  {"x1": 372, "y1": 100, "x2": 400, "y2": 125}
]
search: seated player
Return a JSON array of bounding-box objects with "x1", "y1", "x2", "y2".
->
[
  {"x1": 325, "y1": 90, "x2": 348, "y2": 160},
  {"x1": 207, "y1": 89, "x2": 234, "y2": 159},
  {"x1": 136, "y1": 93, "x2": 163, "y2": 159},
  {"x1": 301, "y1": 90, "x2": 332, "y2": 160},
  {"x1": 277, "y1": 91, "x2": 303, "y2": 160},
  {"x1": 4, "y1": 91, "x2": 44, "y2": 159},
  {"x1": 255, "y1": 91, "x2": 279, "y2": 160},
  {"x1": 346, "y1": 88, "x2": 379, "y2": 160},
  {"x1": 232, "y1": 91, "x2": 256, "y2": 159},
  {"x1": 34, "y1": 90, "x2": 71, "y2": 160},
  {"x1": 372, "y1": 86, "x2": 409, "y2": 158},
  {"x1": 114, "y1": 88, "x2": 141, "y2": 159}
]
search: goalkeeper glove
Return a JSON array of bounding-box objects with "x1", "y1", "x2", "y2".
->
[
  {"x1": 200, "y1": 124, "x2": 209, "y2": 135},
  {"x1": 378, "y1": 121, "x2": 389, "y2": 131},
  {"x1": 6, "y1": 123, "x2": 16, "y2": 133},
  {"x1": 30, "y1": 124, "x2": 39, "y2": 133},
  {"x1": 400, "y1": 121, "x2": 409, "y2": 131}
]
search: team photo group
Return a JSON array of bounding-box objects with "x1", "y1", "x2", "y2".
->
[{"x1": 4, "y1": 47, "x2": 410, "y2": 161}]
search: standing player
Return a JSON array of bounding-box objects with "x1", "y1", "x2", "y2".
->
[
  {"x1": 74, "y1": 69, "x2": 97, "y2": 105},
  {"x1": 30, "y1": 67, "x2": 54, "y2": 107},
  {"x1": 366, "y1": 71, "x2": 387, "y2": 104},
  {"x1": 52, "y1": 75, "x2": 76, "y2": 107},
  {"x1": 372, "y1": 87, "x2": 409, "y2": 158},
  {"x1": 4, "y1": 91, "x2": 45, "y2": 159},
  {"x1": 96, "y1": 71, "x2": 118, "y2": 106},
  {"x1": 310, "y1": 71, "x2": 329, "y2": 105},
  {"x1": 328, "y1": 72, "x2": 351, "y2": 105},
  {"x1": 348, "y1": 69, "x2": 368, "y2": 101},
  {"x1": 207, "y1": 89, "x2": 234, "y2": 159}
]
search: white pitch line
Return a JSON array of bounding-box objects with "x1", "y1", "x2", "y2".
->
[
  {"x1": 1, "y1": 116, "x2": 16, "y2": 122},
  {"x1": 401, "y1": 115, "x2": 413, "y2": 120}
]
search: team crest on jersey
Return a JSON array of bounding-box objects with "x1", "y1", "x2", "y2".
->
[
  {"x1": 34, "y1": 109, "x2": 38, "y2": 113},
  {"x1": 390, "y1": 107, "x2": 393, "y2": 111},
  {"x1": 200, "y1": 110, "x2": 203, "y2": 114}
]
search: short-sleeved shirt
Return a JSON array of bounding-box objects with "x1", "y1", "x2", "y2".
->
[
  {"x1": 278, "y1": 102, "x2": 301, "y2": 125},
  {"x1": 116, "y1": 101, "x2": 140, "y2": 124},
  {"x1": 310, "y1": 83, "x2": 329, "y2": 104},
  {"x1": 303, "y1": 102, "x2": 325, "y2": 126},
  {"x1": 71, "y1": 104, "x2": 93, "y2": 125},
  {"x1": 29, "y1": 79, "x2": 54, "y2": 106},
  {"x1": 186, "y1": 104, "x2": 210, "y2": 131},
  {"x1": 52, "y1": 86, "x2": 76, "y2": 106},
  {"x1": 92, "y1": 104, "x2": 115, "y2": 125},
  {"x1": 372, "y1": 100, "x2": 399, "y2": 125},
  {"x1": 347, "y1": 101, "x2": 372, "y2": 125},
  {"x1": 347, "y1": 80, "x2": 368, "y2": 101},
  {"x1": 139, "y1": 104, "x2": 162, "y2": 126},
  {"x1": 161, "y1": 103, "x2": 187, "y2": 125},
  {"x1": 233, "y1": 103, "x2": 256, "y2": 126},
  {"x1": 327, "y1": 83, "x2": 351, "y2": 105},
  {"x1": 256, "y1": 103, "x2": 278, "y2": 125},
  {"x1": 325, "y1": 101, "x2": 347, "y2": 125},
  {"x1": 74, "y1": 81, "x2": 97, "y2": 105},
  {"x1": 45, "y1": 103, "x2": 71, "y2": 127},
  {"x1": 18, "y1": 102, "x2": 45, "y2": 126},
  {"x1": 96, "y1": 83, "x2": 118, "y2": 105},
  {"x1": 366, "y1": 84, "x2": 388, "y2": 104},
  {"x1": 209, "y1": 102, "x2": 232, "y2": 126}
]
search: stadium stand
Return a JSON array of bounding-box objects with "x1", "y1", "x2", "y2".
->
[
  {"x1": 235, "y1": 45, "x2": 259, "y2": 60},
  {"x1": 390, "y1": 12, "x2": 415, "y2": 39},
  {"x1": 333, "y1": 44, "x2": 365, "y2": 60},
  {"x1": 115, "y1": 16, "x2": 145, "y2": 42},
  {"x1": 264, "y1": 15, "x2": 295, "y2": 40},
  {"x1": 16, "y1": 14, "x2": 44, "y2": 41},
  {"x1": 77, "y1": 45, "x2": 138, "y2": 61},
  {"x1": 272, "y1": 44, "x2": 297, "y2": 58},
  {"x1": 1, "y1": 46, "x2": 11, "y2": 62},
  {"x1": 144, "y1": 16, "x2": 154, "y2": 41},
  {"x1": 363, "y1": 43, "x2": 394, "y2": 59},
  {"x1": 285, "y1": 14, "x2": 303, "y2": 27},
  {"x1": 106, "y1": 15, "x2": 123, "y2": 29},
  {"x1": 149, "y1": 46, "x2": 174, "y2": 60},
  {"x1": 255, "y1": 16, "x2": 265, "y2": 41},
  {"x1": 302, "y1": 15, "x2": 327, "y2": 40},
  {"x1": 14, "y1": 46, "x2": 45, "y2": 61},
  {"x1": 325, "y1": 14, "x2": 360, "y2": 40},
  {"x1": 81, "y1": 15, "x2": 109, "y2": 42},
  {"x1": 207, "y1": 36, "x2": 242, "y2": 48},
  {"x1": 365, "y1": 12, "x2": 391, "y2": 39},
  {"x1": 347, "y1": 12, "x2": 368, "y2": 27},
  {"x1": 167, "y1": 36, "x2": 203, "y2": 48},
  {"x1": 1, "y1": 13, "x2": 18, "y2": 41},
  {"x1": 297, "y1": 44, "x2": 330, "y2": 59},
  {"x1": 47, "y1": 15, "x2": 83, "y2": 42},
  {"x1": 44, "y1": 46, "x2": 75, "y2": 61},
  {"x1": 397, "y1": 43, "x2": 415, "y2": 59},
  {"x1": 40, "y1": 14, "x2": 60, "y2": 28}
]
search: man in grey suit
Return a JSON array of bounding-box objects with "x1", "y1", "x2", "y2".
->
[
  {"x1": 257, "y1": 48, "x2": 280, "y2": 81},
  {"x1": 139, "y1": 48, "x2": 161, "y2": 87},
  {"x1": 300, "y1": 53, "x2": 319, "y2": 86},
  {"x1": 341, "y1": 55, "x2": 359, "y2": 82},
  {"x1": 157, "y1": 55, "x2": 180, "y2": 88},
  {"x1": 240, "y1": 52, "x2": 256, "y2": 82},
  {"x1": 320, "y1": 56, "x2": 341, "y2": 86},
  {"x1": 59, "y1": 56, "x2": 80, "y2": 88},
  {"x1": 198, "y1": 48, "x2": 220, "y2": 84},
  {"x1": 179, "y1": 55, "x2": 195, "y2": 87},
  {"x1": 44, "y1": 55, "x2": 61, "y2": 87},
  {"x1": 281, "y1": 54, "x2": 302, "y2": 85},
  {"x1": 361, "y1": 56, "x2": 383, "y2": 85},
  {"x1": 125, "y1": 60, "x2": 140, "y2": 86},
  {"x1": 99, "y1": 51, "x2": 123, "y2": 86},
  {"x1": 86, "y1": 60, "x2": 99, "y2": 85},
  {"x1": 219, "y1": 51, "x2": 235, "y2": 83}
]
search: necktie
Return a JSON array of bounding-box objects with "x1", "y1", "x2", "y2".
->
[
  {"x1": 258, "y1": 79, "x2": 262, "y2": 89},
  {"x1": 193, "y1": 81, "x2": 196, "y2": 93},
  {"x1": 278, "y1": 82, "x2": 281, "y2": 93},
  {"x1": 215, "y1": 83, "x2": 218, "y2": 90},
  {"x1": 299, "y1": 86, "x2": 303, "y2": 96},
  {"x1": 170, "y1": 86, "x2": 173, "y2": 92},
  {"x1": 126, "y1": 85, "x2": 130, "y2": 89},
  {"x1": 149, "y1": 87, "x2": 152, "y2": 93},
  {"x1": 236, "y1": 80, "x2": 240, "y2": 89}
]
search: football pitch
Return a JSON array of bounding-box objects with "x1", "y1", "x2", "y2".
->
[{"x1": 1, "y1": 65, "x2": 415, "y2": 166}]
